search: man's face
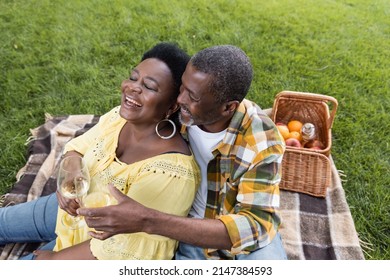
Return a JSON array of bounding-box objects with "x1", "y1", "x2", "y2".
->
[{"x1": 177, "y1": 63, "x2": 226, "y2": 131}]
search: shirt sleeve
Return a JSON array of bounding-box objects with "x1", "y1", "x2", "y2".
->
[
  {"x1": 63, "y1": 107, "x2": 117, "y2": 155},
  {"x1": 218, "y1": 143, "x2": 285, "y2": 254}
]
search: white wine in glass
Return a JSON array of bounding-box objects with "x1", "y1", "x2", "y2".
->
[
  {"x1": 57, "y1": 155, "x2": 90, "y2": 229},
  {"x1": 83, "y1": 185, "x2": 128, "y2": 253},
  {"x1": 83, "y1": 191, "x2": 112, "y2": 208}
]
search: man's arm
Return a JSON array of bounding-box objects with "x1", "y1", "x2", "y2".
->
[
  {"x1": 78, "y1": 184, "x2": 232, "y2": 250},
  {"x1": 146, "y1": 209, "x2": 232, "y2": 249}
]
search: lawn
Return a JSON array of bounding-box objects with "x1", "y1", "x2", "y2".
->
[{"x1": 0, "y1": 0, "x2": 389, "y2": 259}]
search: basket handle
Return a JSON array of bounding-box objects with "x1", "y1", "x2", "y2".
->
[{"x1": 275, "y1": 91, "x2": 339, "y2": 128}]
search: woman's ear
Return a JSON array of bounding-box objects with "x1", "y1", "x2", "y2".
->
[{"x1": 166, "y1": 103, "x2": 180, "y2": 118}]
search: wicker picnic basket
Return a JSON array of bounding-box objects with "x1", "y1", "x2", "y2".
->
[{"x1": 271, "y1": 91, "x2": 338, "y2": 197}]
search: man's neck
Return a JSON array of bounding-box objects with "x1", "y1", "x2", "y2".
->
[{"x1": 198, "y1": 117, "x2": 232, "y2": 133}]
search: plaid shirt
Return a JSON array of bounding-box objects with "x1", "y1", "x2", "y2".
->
[{"x1": 181, "y1": 99, "x2": 285, "y2": 259}]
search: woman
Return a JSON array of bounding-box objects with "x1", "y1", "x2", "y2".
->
[{"x1": 0, "y1": 43, "x2": 200, "y2": 260}]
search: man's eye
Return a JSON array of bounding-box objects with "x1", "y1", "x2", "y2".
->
[
  {"x1": 189, "y1": 93, "x2": 200, "y2": 102},
  {"x1": 129, "y1": 76, "x2": 137, "y2": 81}
]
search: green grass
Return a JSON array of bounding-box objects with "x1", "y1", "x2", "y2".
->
[{"x1": 0, "y1": 0, "x2": 389, "y2": 259}]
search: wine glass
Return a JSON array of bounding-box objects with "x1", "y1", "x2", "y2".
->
[
  {"x1": 83, "y1": 189, "x2": 112, "y2": 209},
  {"x1": 57, "y1": 155, "x2": 90, "y2": 229},
  {"x1": 83, "y1": 185, "x2": 128, "y2": 253}
]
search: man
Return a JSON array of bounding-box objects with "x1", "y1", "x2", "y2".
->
[{"x1": 78, "y1": 45, "x2": 287, "y2": 260}]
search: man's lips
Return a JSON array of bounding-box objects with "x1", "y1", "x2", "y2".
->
[{"x1": 180, "y1": 107, "x2": 191, "y2": 116}]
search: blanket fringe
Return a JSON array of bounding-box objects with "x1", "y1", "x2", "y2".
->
[
  {"x1": 0, "y1": 194, "x2": 5, "y2": 207},
  {"x1": 45, "y1": 112, "x2": 53, "y2": 122},
  {"x1": 337, "y1": 169, "x2": 348, "y2": 182},
  {"x1": 24, "y1": 135, "x2": 36, "y2": 146},
  {"x1": 24, "y1": 112, "x2": 53, "y2": 146},
  {"x1": 358, "y1": 236, "x2": 374, "y2": 259},
  {"x1": 0, "y1": 194, "x2": 17, "y2": 208},
  {"x1": 16, "y1": 165, "x2": 27, "y2": 182}
]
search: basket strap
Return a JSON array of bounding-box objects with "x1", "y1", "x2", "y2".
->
[
  {"x1": 326, "y1": 95, "x2": 338, "y2": 129},
  {"x1": 274, "y1": 91, "x2": 338, "y2": 128}
]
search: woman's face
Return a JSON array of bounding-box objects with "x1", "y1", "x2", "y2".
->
[{"x1": 119, "y1": 58, "x2": 176, "y2": 125}]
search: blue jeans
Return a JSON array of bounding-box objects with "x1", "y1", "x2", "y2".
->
[
  {"x1": 0, "y1": 193, "x2": 58, "y2": 259},
  {"x1": 175, "y1": 232, "x2": 287, "y2": 260}
]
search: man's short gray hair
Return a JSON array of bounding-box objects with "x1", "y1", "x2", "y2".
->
[{"x1": 190, "y1": 45, "x2": 253, "y2": 103}]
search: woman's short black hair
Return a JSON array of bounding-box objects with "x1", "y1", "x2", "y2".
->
[{"x1": 141, "y1": 42, "x2": 190, "y2": 98}]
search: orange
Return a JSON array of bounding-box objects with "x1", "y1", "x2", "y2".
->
[
  {"x1": 288, "y1": 120, "x2": 303, "y2": 132},
  {"x1": 276, "y1": 123, "x2": 290, "y2": 140},
  {"x1": 287, "y1": 131, "x2": 302, "y2": 142}
]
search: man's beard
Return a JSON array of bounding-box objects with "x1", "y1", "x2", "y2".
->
[{"x1": 178, "y1": 112, "x2": 194, "y2": 126}]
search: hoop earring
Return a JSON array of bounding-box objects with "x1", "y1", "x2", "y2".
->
[{"x1": 155, "y1": 119, "x2": 176, "y2": 140}]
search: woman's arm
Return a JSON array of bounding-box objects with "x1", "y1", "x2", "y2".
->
[{"x1": 34, "y1": 240, "x2": 96, "y2": 260}]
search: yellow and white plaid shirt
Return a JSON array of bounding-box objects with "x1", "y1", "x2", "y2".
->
[{"x1": 181, "y1": 99, "x2": 286, "y2": 259}]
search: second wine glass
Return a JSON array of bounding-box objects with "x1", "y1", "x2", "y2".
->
[{"x1": 57, "y1": 155, "x2": 90, "y2": 230}]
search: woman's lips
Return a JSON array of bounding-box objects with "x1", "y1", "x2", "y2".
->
[{"x1": 124, "y1": 96, "x2": 142, "y2": 108}]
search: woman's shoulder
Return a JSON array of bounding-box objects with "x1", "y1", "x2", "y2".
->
[
  {"x1": 95, "y1": 106, "x2": 126, "y2": 133},
  {"x1": 98, "y1": 106, "x2": 122, "y2": 123},
  {"x1": 160, "y1": 134, "x2": 191, "y2": 155}
]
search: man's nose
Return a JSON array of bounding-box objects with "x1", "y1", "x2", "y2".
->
[{"x1": 177, "y1": 88, "x2": 187, "y2": 104}]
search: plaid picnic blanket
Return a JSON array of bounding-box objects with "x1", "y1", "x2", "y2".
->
[{"x1": 0, "y1": 113, "x2": 365, "y2": 260}]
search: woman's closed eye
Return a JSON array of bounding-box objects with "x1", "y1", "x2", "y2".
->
[
  {"x1": 129, "y1": 73, "x2": 138, "y2": 81},
  {"x1": 128, "y1": 75, "x2": 157, "y2": 92},
  {"x1": 143, "y1": 81, "x2": 157, "y2": 91}
]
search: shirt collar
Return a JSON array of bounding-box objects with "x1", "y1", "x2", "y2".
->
[{"x1": 180, "y1": 99, "x2": 250, "y2": 156}]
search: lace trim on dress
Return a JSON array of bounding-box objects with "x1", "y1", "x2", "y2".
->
[
  {"x1": 140, "y1": 159, "x2": 197, "y2": 180},
  {"x1": 91, "y1": 233, "x2": 176, "y2": 260}
]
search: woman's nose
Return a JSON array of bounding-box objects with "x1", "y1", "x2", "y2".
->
[
  {"x1": 131, "y1": 86, "x2": 142, "y2": 94},
  {"x1": 122, "y1": 81, "x2": 142, "y2": 94}
]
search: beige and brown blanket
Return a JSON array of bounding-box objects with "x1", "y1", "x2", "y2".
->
[{"x1": 0, "y1": 114, "x2": 365, "y2": 260}]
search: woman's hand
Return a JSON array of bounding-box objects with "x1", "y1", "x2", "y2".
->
[
  {"x1": 56, "y1": 151, "x2": 84, "y2": 216},
  {"x1": 56, "y1": 190, "x2": 80, "y2": 216}
]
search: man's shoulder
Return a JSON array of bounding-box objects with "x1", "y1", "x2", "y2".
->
[
  {"x1": 240, "y1": 99, "x2": 277, "y2": 133},
  {"x1": 234, "y1": 99, "x2": 284, "y2": 150}
]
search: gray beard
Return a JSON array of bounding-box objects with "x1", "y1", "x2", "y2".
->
[{"x1": 179, "y1": 113, "x2": 194, "y2": 127}]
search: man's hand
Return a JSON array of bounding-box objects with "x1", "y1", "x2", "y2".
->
[{"x1": 77, "y1": 184, "x2": 150, "y2": 240}]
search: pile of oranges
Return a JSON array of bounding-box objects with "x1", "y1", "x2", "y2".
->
[
  {"x1": 276, "y1": 120, "x2": 303, "y2": 141},
  {"x1": 276, "y1": 120, "x2": 325, "y2": 149}
]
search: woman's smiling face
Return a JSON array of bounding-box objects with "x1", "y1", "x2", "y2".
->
[{"x1": 119, "y1": 58, "x2": 176, "y2": 125}]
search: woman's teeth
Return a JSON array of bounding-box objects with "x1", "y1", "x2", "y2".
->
[{"x1": 125, "y1": 96, "x2": 142, "y2": 107}]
